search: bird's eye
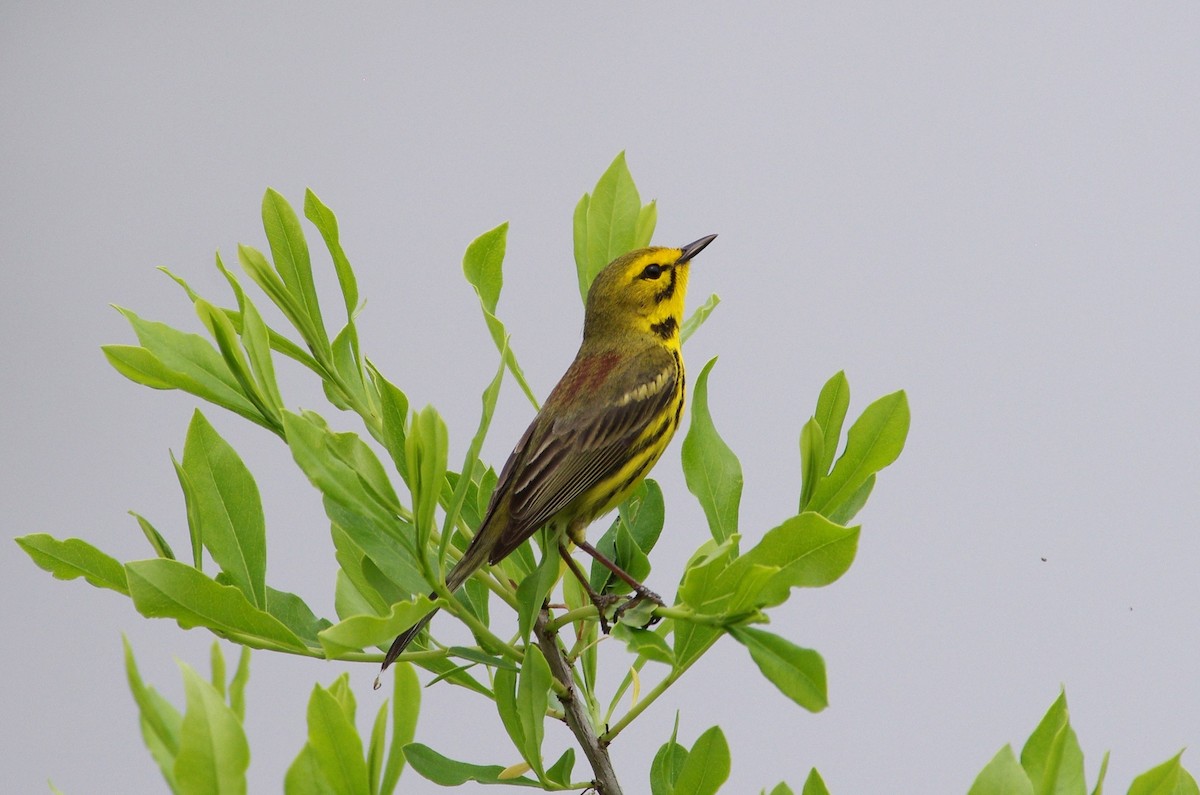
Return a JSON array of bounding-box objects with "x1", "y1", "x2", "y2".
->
[{"x1": 639, "y1": 263, "x2": 665, "y2": 280}]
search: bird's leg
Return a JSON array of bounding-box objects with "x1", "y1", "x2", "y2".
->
[
  {"x1": 573, "y1": 538, "x2": 664, "y2": 627},
  {"x1": 558, "y1": 543, "x2": 622, "y2": 634}
]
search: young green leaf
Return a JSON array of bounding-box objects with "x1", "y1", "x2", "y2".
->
[
  {"x1": 798, "y1": 417, "x2": 824, "y2": 512},
  {"x1": 681, "y1": 293, "x2": 720, "y2": 344},
  {"x1": 181, "y1": 410, "x2": 267, "y2": 607},
  {"x1": 650, "y1": 733, "x2": 688, "y2": 795},
  {"x1": 718, "y1": 512, "x2": 860, "y2": 609},
  {"x1": 813, "y1": 371, "x2": 850, "y2": 476},
  {"x1": 671, "y1": 725, "x2": 731, "y2": 795},
  {"x1": 265, "y1": 586, "x2": 330, "y2": 646},
  {"x1": 108, "y1": 308, "x2": 266, "y2": 428},
  {"x1": 403, "y1": 744, "x2": 541, "y2": 788},
  {"x1": 729, "y1": 627, "x2": 828, "y2": 712},
  {"x1": 316, "y1": 596, "x2": 435, "y2": 658},
  {"x1": 174, "y1": 662, "x2": 250, "y2": 795},
  {"x1": 1091, "y1": 751, "x2": 1110, "y2": 795},
  {"x1": 304, "y1": 188, "x2": 360, "y2": 324},
  {"x1": 368, "y1": 363, "x2": 410, "y2": 483},
  {"x1": 516, "y1": 644, "x2": 552, "y2": 777},
  {"x1": 546, "y1": 748, "x2": 576, "y2": 786},
  {"x1": 462, "y1": 223, "x2": 539, "y2": 408},
  {"x1": 229, "y1": 646, "x2": 251, "y2": 724},
  {"x1": 123, "y1": 637, "x2": 182, "y2": 790},
  {"x1": 633, "y1": 199, "x2": 657, "y2": 249},
  {"x1": 1128, "y1": 751, "x2": 1198, "y2": 795},
  {"x1": 802, "y1": 769, "x2": 831, "y2": 795},
  {"x1": 590, "y1": 479, "x2": 665, "y2": 593},
  {"x1": 440, "y1": 346, "x2": 507, "y2": 561},
  {"x1": 967, "y1": 745, "x2": 1034, "y2": 795},
  {"x1": 682, "y1": 358, "x2": 743, "y2": 544},
  {"x1": 611, "y1": 624, "x2": 675, "y2": 666},
  {"x1": 406, "y1": 405, "x2": 449, "y2": 552},
  {"x1": 125, "y1": 559, "x2": 307, "y2": 652},
  {"x1": 130, "y1": 511, "x2": 176, "y2": 560},
  {"x1": 576, "y1": 152, "x2": 648, "y2": 301},
  {"x1": 283, "y1": 411, "x2": 427, "y2": 595},
  {"x1": 807, "y1": 390, "x2": 908, "y2": 519},
  {"x1": 516, "y1": 541, "x2": 561, "y2": 643},
  {"x1": 262, "y1": 188, "x2": 330, "y2": 356},
  {"x1": 379, "y1": 661, "x2": 421, "y2": 795},
  {"x1": 1019, "y1": 690, "x2": 1085, "y2": 795},
  {"x1": 304, "y1": 682, "x2": 371, "y2": 795},
  {"x1": 16, "y1": 533, "x2": 128, "y2": 596}
]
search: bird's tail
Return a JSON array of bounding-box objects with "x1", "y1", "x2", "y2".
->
[{"x1": 375, "y1": 522, "x2": 496, "y2": 686}]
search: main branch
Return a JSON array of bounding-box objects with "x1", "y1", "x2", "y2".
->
[{"x1": 534, "y1": 609, "x2": 623, "y2": 795}]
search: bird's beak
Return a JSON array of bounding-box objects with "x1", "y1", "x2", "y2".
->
[{"x1": 677, "y1": 234, "x2": 717, "y2": 264}]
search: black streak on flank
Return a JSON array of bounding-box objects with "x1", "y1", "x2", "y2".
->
[
  {"x1": 654, "y1": 267, "x2": 678, "y2": 303},
  {"x1": 650, "y1": 316, "x2": 678, "y2": 340}
]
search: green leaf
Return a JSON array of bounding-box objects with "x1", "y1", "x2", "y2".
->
[
  {"x1": 516, "y1": 542, "x2": 560, "y2": 643},
  {"x1": 826, "y1": 474, "x2": 875, "y2": 526},
  {"x1": 807, "y1": 390, "x2": 908, "y2": 519},
  {"x1": 317, "y1": 596, "x2": 435, "y2": 658},
  {"x1": 406, "y1": 405, "x2": 449, "y2": 552},
  {"x1": 283, "y1": 411, "x2": 426, "y2": 595},
  {"x1": 802, "y1": 769, "x2": 830, "y2": 795},
  {"x1": 304, "y1": 188, "x2": 360, "y2": 324},
  {"x1": 730, "y1": 626, "x2": 828, "y2": 712},
  {"x1": 633, "y1": 199, "x2": 657, "y2": 248},
  {"x1": 123, "y1": 636, "x2": 182, "y2": 790},
  {"x1": 284, "y1": 747, "x2": 327, "y2": 795},
  {"x1": 102, "y1": 344, "x2": 179, "y2": 390},
  {"x1": 126, "y1": 559, "x2": 308, "y2": 652},
  {"x1": 403, "y1": 744, "x2": 541, "y2": 788},
  {"x1": 131, "y1": 511, "x2": 176, "y2": 559},
  {"x1": 516, "y1": 645, "x2": 552, "y2": 777},
  {"x1": 16, "y1": 534, "x2": 128, "y2": 595},
  {"x1": 228, "y1": 646, "x2": 250, "y2": 724},
  {"x1": 305, "y1": 682, "x2": 371, "y2": 795},
  {"x1": 719, "y1": 513, "x2": 860, "y2": 608},
  {"x1": 108, "y1": 308, "x2": 265, "y2": 427},
  {"x1": 672, "y1": 725, "x2": 731, "y2": 795},
  {"x1": 174, "y1": 662, "x2": 249, "y2": 795},
  {"x1": 771, "y1": 783, "x2": 798, "y2": 795},
  {"x1": 1090, "y1": 752, "x2": 1110, "y2": 795},
  {"x1": 215, "y1": 253, "x2": 284, "y2": 422},
  {"x1": 1129, "y1": 751, "x2": 1197, "y2": 795},
  {"x1": 493, "y1": 667, "x2": 526, "y2": 764},
  {"x1": 651, "y1": 734, "x2": 688, "y2": 795},
  {"x1": 380, "y1": 662, "x2": 421, "y2": 795},
  {"x1": 682, "y1": 358, "x2": 743, "y2": 544},
  {"x1": 798, "y1": 417, "x2": 824, "y2": 512},
  {"x1": 681, "y1": 293, "x2": 720, "y2": 344},
  {"x1": 546, "y1": 748, "x2": 576, "y2": 786},
  {"x1": 369, "y1": 364, "x2": 410, "y2": 483},
  {"x1": 813, "y1": 371, "x2": 850, "y2": 476},
  {"x1": 968, "y1": 745, "x2": 1035, "y2": 795},
  {"x1": 590, "y1": 479, "x2": 665, "y2": 593},
  {"x1": 611, "y1": 624, "x2": 675, "y2": 666},
  {"x1": 461, "y1": 223, "x2": 539, "y2": 408},
  {"x1": 575, "y1": 152, "x2": 649, "y2": 301},
  {"x1": 181, "y1": 410, "x2": 267, "y2": 607},
  {"x1": 262, "y1": 188, "x2": 330, "y2": 354},
  {"x1": 440, "y1": 346, "x2": 507, "y2": 563},
  {"x1": 266, "y1": 586, "x2": 331, "y2": 646},
  {"x1": 1020, "y1": 690, "x2": 1085, "y2": 795}
]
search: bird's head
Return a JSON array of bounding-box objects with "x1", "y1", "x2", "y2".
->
[{"x1": 583, "y1": 234, "x2": 717, "y2": 344}]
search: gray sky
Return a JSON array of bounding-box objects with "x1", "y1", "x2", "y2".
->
[{"x1": 3, "y1": 3, "x2": 1198, "y2": 793}]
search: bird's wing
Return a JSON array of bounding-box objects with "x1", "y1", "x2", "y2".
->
[{"x1": 486, "y1": 346, "x2": 680, "y2": 563}]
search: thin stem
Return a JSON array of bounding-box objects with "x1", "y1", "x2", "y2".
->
[
  {"x1": 601, "y1": 631, "x2": 722, "y2": 744},
  {"x1": 535, "y1": 609, "x2": 623, "y2": 795}
]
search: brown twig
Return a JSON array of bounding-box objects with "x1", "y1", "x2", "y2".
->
[{"x1": 534, "y1": 608, "x2": 623, "y2": 795}]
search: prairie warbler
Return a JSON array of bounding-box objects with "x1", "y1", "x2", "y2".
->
[{"x1": 378, "y1": 234, "x2": 716, "y2": 681}]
